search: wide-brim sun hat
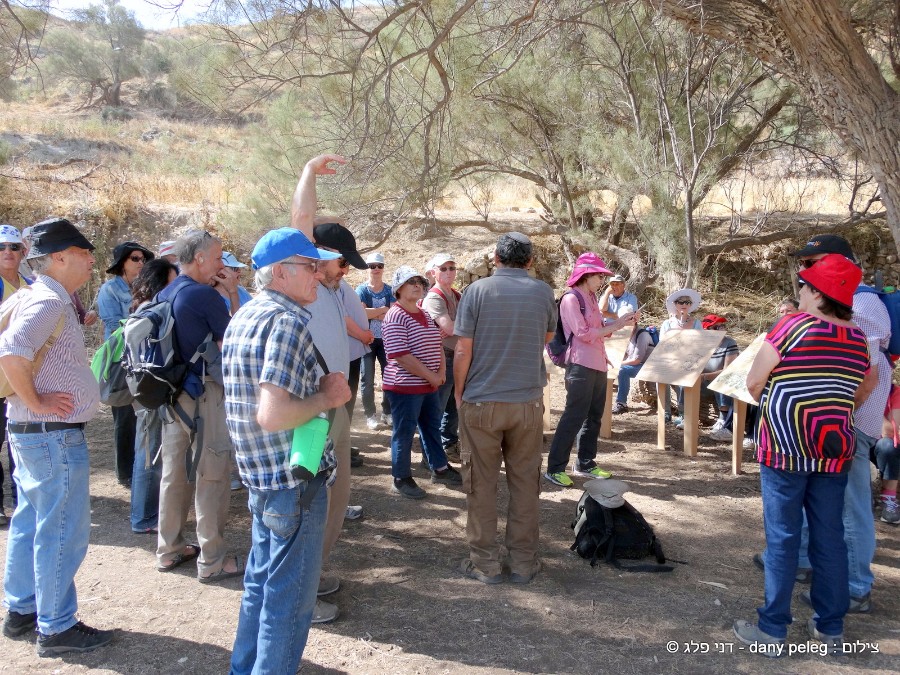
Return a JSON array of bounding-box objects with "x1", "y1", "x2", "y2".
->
[
  {"x1": 665, "y1": 288, "x2": 701, "y2": 315},
  {"x1": 27, "y1": 217, "x2": 94, "y2": 259},
  {"x1": 798, "y1": 252, "x2": 862, "y2": 309},
  {"x1": 0, "y1": 225, "x2": 23, "y2": 245},
  {"x1": 701, "y1": 314, "x2": 727, "y2": 330},
  {"x1": 566, "y1": 252, "x2": 613, "y2": 287},
  {"x1": 391, "y1": 265, "x2": 427, "y2": 294},
  {"x1": 106, "y1": 241, "x2": 155, "y2": 275},
  {"x1": 251, "y1": 227, "x2": 341, "y2": 270},
  {"x1": 584, "y1": 478, "x2": 630, "y2": 509}
]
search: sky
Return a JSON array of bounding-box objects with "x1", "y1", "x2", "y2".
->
[{"x1": 49, "y1": 0, "x2": 211, "y2": 30}]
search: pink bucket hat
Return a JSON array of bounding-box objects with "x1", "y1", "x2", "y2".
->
[{"x1": 566, "y1": 252, "x2": 613, "y2": 287}]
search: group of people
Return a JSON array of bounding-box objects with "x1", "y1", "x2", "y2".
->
[{"x1": 0, "y1": 152, "x2": 897, "y2": 667}]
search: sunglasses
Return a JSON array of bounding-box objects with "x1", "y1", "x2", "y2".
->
[
  {"x1": 798, "y1": 259, "x2": 818, "y2": 269},
  {"x1": 336, "y1": 257, "x2": 350, "y2": 269},
  {"x1": 368, "y1": 263, "x2": 384, "y2": 270},
  {"x1": 128, "y1": 254, "x2": 146, "y2": 263},
  {"x1": 439, "y1": 265, "x2": 456, "y2": 272},
  {"x1": 674, "y1": 300, "x2": 692, "y2": 306},
  {"x1": 0, "y1": 243, "x2": 23, "y2": 252}
]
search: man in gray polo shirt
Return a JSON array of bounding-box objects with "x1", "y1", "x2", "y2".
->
[{"x1": 453, "y1": 232, "x2": 556, "y2": 585}]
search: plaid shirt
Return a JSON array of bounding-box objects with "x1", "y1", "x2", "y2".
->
[{"x1": 222, "y1": 289, "x2": 336, "y2": 490}]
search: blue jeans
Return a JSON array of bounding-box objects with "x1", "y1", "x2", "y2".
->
[
  {"x1": 385, "y1": 390, "x2": 447, "y2": 478},
  {"x1": 758, "y1": 464, "x2": 849, "y2": 638},
  {"x1": 3, "y1": 427, "x2": 91, "y2": 636},
  {"x1": 360, "y1": 339, "x2": 391, "y2": 418},
  {"x1": 873, "y1": 436, "x2": 900, "y2": 481},
  {"x1": 546, "y1": 364, "x2": 607, "y2": 474},
  {"x1": 437, "y1": 350, "x2": 458, "y2": 449},
  {"x1": 616, "y1": 364, "x2": 642, "y2": 404},
  {"x1": 230, "y1": 483, "x2": 328, "y2": 675},
  {"x1": 796, "y1": 429, "x2": 876, "y2": 598},
  {"x1": 131, "y1": 407, "x2": 163, "y2": 532}
]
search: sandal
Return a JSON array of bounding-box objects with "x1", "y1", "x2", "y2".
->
[
  {"x1": 157, "y1": 544, "x2": 200, "y2": 573},
  {"x1": 198, "y1": 556, "x2": 245, "y2": 585}
]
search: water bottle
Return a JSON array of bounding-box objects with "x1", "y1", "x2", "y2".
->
[{"x1": 289, "y1": 413, "x2": 330, "y2": 481}]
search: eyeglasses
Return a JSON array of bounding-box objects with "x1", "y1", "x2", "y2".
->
[
  {"x1": 281, "y1": 260, "x2": 320, "y2": 273},
  {"x1": 674, "y1": 300, "x2": 692, "y2": 306},
  {"x1": 128, "y1": 254, "x2": 146, "y2": 263},
  {"x1": 368, "y1": 264, "x2": 384, "y2": 270},
  {"x1": 439, "y1": 265, "x2": 456, "y2": 272},
  {"x1": 0, "y1": 243, "x2": 23, "y2": 252},
  {"x1": 337, "y1": 257, "x2": 350, "y2": 269}
]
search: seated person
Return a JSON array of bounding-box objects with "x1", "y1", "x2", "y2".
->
[
  {"x1": 874, "y1": 384, "x2": 900, "y2": 524},
  {"x1": 600, "y1": 275, "x2": 638, "y2": 324},
  {"x1": 697, "y1": 315, "x2": 739, "y2": 440},
  {"x1": 612, "y1": 320, "x2": 655, "y2": 414}
]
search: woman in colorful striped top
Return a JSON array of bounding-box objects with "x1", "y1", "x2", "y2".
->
[
  {"x1": 734, "y1": 253, "x2": 869, "y2": 654},
  {"x1": 382, "y1": 266, "x2": 462, "y2": 499}
]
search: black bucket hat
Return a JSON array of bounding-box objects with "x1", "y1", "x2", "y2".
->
[
  {"x1": 106, "y1": 241, "x2": 155, "y2": 275},
  {"x1": 26, "y1": 217, "x2": 95, "y2": 259}
]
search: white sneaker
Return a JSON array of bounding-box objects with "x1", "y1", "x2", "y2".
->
[
  {"x1": 345, "y1": 505, "x2": 363, "y2": 520},
  {"x1": 743, "y1": 437, "x2": 756, "y2": 450},
  {"x1": 707, "y1": 427, "x2": 732, "y2": 442},
  {"x1": 366, "y1": 416, "x2": 380, "y2": 430},
  {"x1": 710, "y1": 419, "x2": 725, "y2": 432},
  {"x1": 380, "y1": 413, "x2": 392, "y2": 427}
]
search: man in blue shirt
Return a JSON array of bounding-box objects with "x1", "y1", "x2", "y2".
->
[
  {"x1": 224, "y1": 227, "x2": 348, "y2": 674},
  {"x1": 600, "y1": 275, "x2": 639, "y2": 322},
  {"x1": 155, "y1": 229, "x2": 242, "y2": 583}
]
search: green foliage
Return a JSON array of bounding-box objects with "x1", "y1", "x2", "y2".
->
[{"x1": 44, "y1": 0, "x2": 145, "y2": 107}]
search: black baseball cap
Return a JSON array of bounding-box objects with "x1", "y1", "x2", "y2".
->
[
  {"x1": 26, "y1": 217, "x2": 95, "y2": 259},
  {"x1": 792, "y1": 234, "x2": 857, "y2": 263},
  {"x1": 312, "y1": 222, "x2": 367, "y2": 269}
]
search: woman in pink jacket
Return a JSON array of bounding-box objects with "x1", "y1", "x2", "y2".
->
[{"x1": 544, "y1": 253, "x2": 637, "y2": 487}]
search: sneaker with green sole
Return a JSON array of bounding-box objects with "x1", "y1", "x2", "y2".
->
[
  {"x1": 572, "y1": 464, "x2": 612, "y2": 479},
  {"x1": 543, "y1": 471, "x2": 574, "y2": 487}
]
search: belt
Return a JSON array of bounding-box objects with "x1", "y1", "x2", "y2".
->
[{"x1": 8, "y1": 421, "x2": 85, "y2": 434}]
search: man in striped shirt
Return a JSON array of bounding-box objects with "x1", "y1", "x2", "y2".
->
[{"x1": 0, "y1": 217, "x2": 114, "y2": 656}]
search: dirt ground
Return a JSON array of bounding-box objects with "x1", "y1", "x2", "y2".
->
[
  {"x1": 0, "y1": 390, "x2": 898, "y2": 674},
  {"x1": 1, "y1": 226, "x2": 898, "y2": 674}
]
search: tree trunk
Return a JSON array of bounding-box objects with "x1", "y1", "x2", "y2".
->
[{"x1": 655, "y1": 0, "x2": 900, "y2": 253}]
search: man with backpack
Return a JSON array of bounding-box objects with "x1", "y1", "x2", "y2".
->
[
  {"x1": 154, "y1": 229, "x2": 243, "y2": 583},
  {"x1": 0, "y1": 217, "x2": 115, "y2": 655},
  {"x1": 454, "y1": 232, "x2": 557, "y2": 584}
]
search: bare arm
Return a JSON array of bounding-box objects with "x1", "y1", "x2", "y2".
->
[
  {"x1": 290, "y1": 154, "x2": 347, "y2": 240},
  {"x1": 746, "y1": 342, "x2": 780, "y2": 402},
  {"x1": 599, "y1": 287, "x2": 616, "y2": 319},
  {"x1": 0, "y1": 355, "x2": 74, "y2": 417},
  {"x1": 394, "y1": 353, "x2": 442, "y2": 388},
  {"x1": 345, "y1": 316, "x2": 374, "y2": 344},
  {"x1": 454, "y1": 337, "x2": 473, "y2": 406},
  {"x1": 363, "y1": 305, "x2": 389, "y2": 320},
  {"x1": 256, "y1": 372, "x2": 350, "y2": 432},
  {"x1": 855, "y1": 361, "x2": 878, "y2": 405}
]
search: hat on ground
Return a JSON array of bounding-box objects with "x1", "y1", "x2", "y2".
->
[
  {"x1": 312, "y1": 222, "x2": 367, "y2": 269},
  {"x1": 106, "y1": 241, "x2": 155, "y2": 275},
  {"x1": 566, "y1": 252, "x2": 613, "y2": 287},
  {"x1": 365, "y1": 251, "x2": 385, "y2": 265},
  {"x1": 798, "y1": 252, "x2": 862, "y2": 309},
  {"x1": 584, "y1": 478, "x2": 630, "y2": 509},
  {"x1": 701, "y1": 314, "x2": 727, "y2": 330},
  {"x1": 158, "y1": 240, "x2": 176, "y2": 258},
  {"x1": 609, "y1": 274, "x2": 626, "y2": 283},
  {"x1": 425, "y1": 253, "x2": 455, "y2": 272},
  {"x1": 665, "y1": 288, "x2": 701, "y2": 316},
  {"x1": 792, "y1": 234, "x2": 857, "y2": 263},
  {"x1": 391, "y1": 265, "x2": 427, "y2": 294},
  {"x1": 0, "y1": 225, "x2": 23, "y2": 245},
  {"x1": 222, "y1": 251, "x2": 247, "y2": 269},
  {"x1": 27, "y1": 217, "x2": 94, "y2": 259},
  {"x1": 251, "y1": 227, "x2": 341, "y2": 270}
]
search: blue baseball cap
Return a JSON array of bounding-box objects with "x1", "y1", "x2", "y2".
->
[{"x1": 251, "y1": 227, "x2": 340, "y2": 270}]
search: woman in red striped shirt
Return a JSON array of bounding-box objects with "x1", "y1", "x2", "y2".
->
[{"x1": 382, "y1": 266, "x2": 462, "y2": 498}]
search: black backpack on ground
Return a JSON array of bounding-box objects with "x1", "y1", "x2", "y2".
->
[{"x1": 570, "y1": 490, "x2": 682, "y2": 572}]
